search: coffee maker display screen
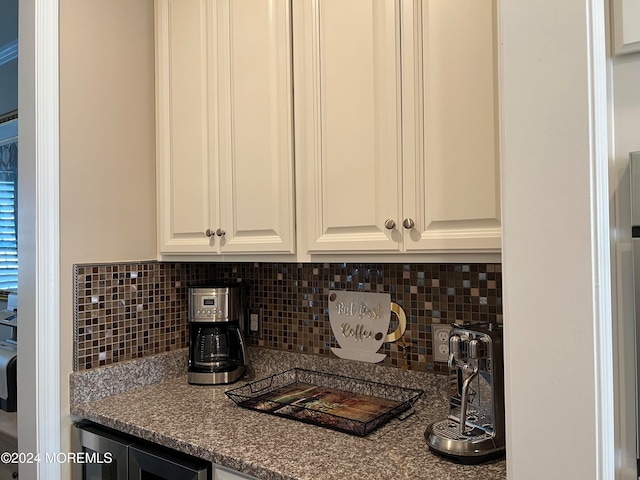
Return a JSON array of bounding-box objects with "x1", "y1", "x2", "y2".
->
[{"x1": 202, "y1": 298, "x2": 216, "y2": 306}]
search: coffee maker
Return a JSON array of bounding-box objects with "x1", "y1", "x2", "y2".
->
[
  {"x1": 188, "y1": 284, "x2": 248, "y2": 385},
  {"x1": 424, "y1": 322, "x2": 505, "y2": 463}
]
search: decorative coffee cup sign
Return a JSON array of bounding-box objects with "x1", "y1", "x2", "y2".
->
[{"x1": 328, "y1": 290, "x2": 407, "y2": 363}]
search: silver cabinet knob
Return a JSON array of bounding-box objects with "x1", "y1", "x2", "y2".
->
[
  {"x1": 205, "y1": 229, "x2": 214, "y2": 237},
  {"x1": 403, "y1": 218, "x2": 415, "y2": 229},
  {"x1": 216, "y1": 228, "x2": 226, "y2": 237},
  {"x1": 384, "y1": 219, "x2": 396, "y2": 230}
]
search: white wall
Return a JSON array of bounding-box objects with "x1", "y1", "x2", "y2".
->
[{"x1": 58, "y1": 0, "x2": 157, "y2": 476}]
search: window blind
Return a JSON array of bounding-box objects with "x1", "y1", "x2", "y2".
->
[
  {"x1": 0, "y1": 180, "x2": 17, "y2": 289},
  {"x1": 0, "y1": 119, "x2": 18, "y2": 291}
]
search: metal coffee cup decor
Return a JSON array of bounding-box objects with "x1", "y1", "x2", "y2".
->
[{"x1": 328, "y1": 290, "x2": 407, "y2": 363}]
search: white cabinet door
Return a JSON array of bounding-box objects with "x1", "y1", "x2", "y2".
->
[
  {"x1": 156, "y1": 0, "x2": 216, "y2": 254},
  {"x1": 216, "y1": 0, "x2": 295, "y2": 254},
  {"x1": 297, "y1": 0, "x2": 500, "y2": 255},
  {"x1": 403, "y1": 0, "x2": 501, "y2": 252},
  {"x1": 156, "y1": 0, "x2": 295, "y2": 255},
  {"x1": 294, "y1": 0, "x2": 403, "y2": 253}
]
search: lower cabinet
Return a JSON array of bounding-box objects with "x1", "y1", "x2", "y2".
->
[{"x1": 72, "y1": 422, "x2": 257, "y2": 480}]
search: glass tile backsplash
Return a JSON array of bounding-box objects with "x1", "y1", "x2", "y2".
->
[{"x1": 74, "y1": 261, "x2": 502, "y2": 373}]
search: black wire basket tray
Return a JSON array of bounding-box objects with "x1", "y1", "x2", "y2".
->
[{"x1": 225, "y1": 368, "x2": 424, "y2": 436}]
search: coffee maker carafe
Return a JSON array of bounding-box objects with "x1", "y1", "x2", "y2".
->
[
  {"x1": 425, "y1": 323, "x2": 505, "y2": 463},
  {"x1": 188, "y1": 284, "x2": 247, "y2": 385}
]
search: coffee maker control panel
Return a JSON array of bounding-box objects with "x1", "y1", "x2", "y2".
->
[
  {"x1": 190, "y1": 292, "x2": 229, "y2": 322},
  {"x1": 196, "y1": 296, "x2": 223, "y2": 315}
]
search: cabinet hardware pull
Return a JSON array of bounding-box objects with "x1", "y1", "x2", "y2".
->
[
  {"x1": 216, "y1": 228, "x2": 226, "y2": 237},
  {"x1": 384, "y1": 219, "x2": 396, "y2": 230},
  {"x1": 205, "y1": 229, "x2": 214, "y2": 237},
  {"x1": 403, "y1": 218, "x2": 415, "y2": 230}
]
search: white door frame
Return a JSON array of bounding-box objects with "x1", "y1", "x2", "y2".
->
[
  {"x1": 500, "y1": 0, "x2": 614, "y2": 478},
  {"x1": 18, "y1": 0, "x2": 60, "y2": 478}
]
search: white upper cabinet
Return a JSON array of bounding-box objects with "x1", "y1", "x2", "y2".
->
[
  {"x1": 294, "y1": 0, "x2": 404, "y2": 253},
  {"x1": 155, "y1": 0, "x2": 295, "y2": 255},
  {"x1": 403, "y1": 0, "x2": 500, "y2": 252},
  {"x1": 156, "y1": 0, "x2": 500, "y2": 259},
  {"x1": 295, "y1": 0, "x2": 501, "y2": 254}
]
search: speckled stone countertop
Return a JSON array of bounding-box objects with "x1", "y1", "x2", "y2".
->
[{"x1": 70, "y1": 348, "x2": 506, "y2": 480}]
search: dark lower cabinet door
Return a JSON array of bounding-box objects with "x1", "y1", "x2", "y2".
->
[
  {"x1": 128, "y1": 445, "x2": 209, "y2": 480},
  {"x1": 73, "y1": 423, "x2": 132, "y2": 480},
  {"x1": 73, "y1": 422, "x2": 211, "y2": 480},
  {"x1": 82, "y1": 450, "x2": 124, "y2": 480}
]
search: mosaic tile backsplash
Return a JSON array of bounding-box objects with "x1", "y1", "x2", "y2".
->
[{"x1": 74, "y1": 262, "x2": 502, "y2": 373}]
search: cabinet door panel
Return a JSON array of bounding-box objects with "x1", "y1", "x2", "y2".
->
[
  {"x1": 404, "y1": 0, "x2": 501, "y2": 251},
  {"x1": 217, "y1": 0, "x2": 295, "y2": 253},
  {"x1": 296, "y1": 0, "x2": 402, "y2": 252},
  {"x1": 156, "y1": 0, "x2": 217, "y2": 253}
]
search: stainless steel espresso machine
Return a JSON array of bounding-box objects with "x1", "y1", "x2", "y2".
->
[
  {"x1": 425, "y1": 322, "x2": 505, "y2": 463},
  {"x1": 188, "y1": 283, "x2": 248, "y2": 385}
]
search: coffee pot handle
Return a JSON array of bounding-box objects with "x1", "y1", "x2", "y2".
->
[{"x1": 384, "y1": 303, "x2": 407, "y2": 343}]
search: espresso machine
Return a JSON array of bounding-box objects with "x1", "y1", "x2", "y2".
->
[
  {"x1": 188, "y1": 283, "x2": 248, "y2": 385},
  {"x1": 425, "y1": 322, "x2": 505, "y2": 463}
]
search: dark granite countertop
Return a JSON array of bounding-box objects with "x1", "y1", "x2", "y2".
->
[{"x1": 70, "y1": 348, "x2": 506, "y2": 480}]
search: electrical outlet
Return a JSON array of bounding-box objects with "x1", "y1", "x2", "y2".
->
[
  {"x1": 432, "y1": 324, "x2": 452, "y2": 363},
  {"x1": 248, "y1": 307, "x2": 262, "y2": 338}
]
